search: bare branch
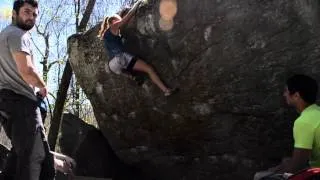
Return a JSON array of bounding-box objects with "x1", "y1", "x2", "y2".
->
[
  {"x1": 37, "y1": 11, "x2": 45, "y2": 29},
  {"x1": 30, "y1": 35, "x2": 45, "y2": 58},
  {"x1": 48, "y1": 60, "x2": 60, "y2": 70},
  {"x1": 48, "y1": 92, "x2": 57, "y2": 102},
  {"x1": 44, "y1": 2, "x2": 65, "y2": 33},
  {"x1": 35, "y1": 24, "x2": 45, "y2": 36}
]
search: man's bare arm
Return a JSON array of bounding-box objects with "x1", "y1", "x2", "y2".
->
[
  {"x1": 12, "y1": 51, "x2": 46, "y2": 89},
  {"x1": 278, "y1": 148, "x2": 311, "y2": 173}
]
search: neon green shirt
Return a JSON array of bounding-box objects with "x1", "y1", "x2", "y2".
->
[{"x1": 293, "y1": 104, "x2": 320, "y2": 167}]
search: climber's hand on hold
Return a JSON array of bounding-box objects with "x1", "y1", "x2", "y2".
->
[{"x1": 116, "y1": 0, "x2": 143, "y2": 27}]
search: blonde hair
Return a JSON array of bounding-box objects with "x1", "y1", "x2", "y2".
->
[{"x1": 97, "y1": 14, "x2": 122, "y2": 40}]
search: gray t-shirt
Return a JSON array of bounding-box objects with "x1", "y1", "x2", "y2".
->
[{"x1": 0, "y1": 25, "x2": 37, "y2": 101}]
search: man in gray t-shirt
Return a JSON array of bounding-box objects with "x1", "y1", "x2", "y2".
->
[
  {"x1": 0, "y1": 1, "x2": 55, "y2": 180},
  {"x1": 0, "y1": 24, "x2": 37, "y2": 100}
]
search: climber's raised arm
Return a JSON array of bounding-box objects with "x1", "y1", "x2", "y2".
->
[{"x1": 112, "y1": 0, "x2": 142, "y2": 29}]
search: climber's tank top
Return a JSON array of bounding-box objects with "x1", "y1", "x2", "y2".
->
[{"x1": 103, "y1": 29, "x2": 124, "y2": 59}]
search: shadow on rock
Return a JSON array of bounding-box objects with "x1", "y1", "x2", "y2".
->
[{"x1": 74, "y1": 129, "x2": 149, "y2": 180}]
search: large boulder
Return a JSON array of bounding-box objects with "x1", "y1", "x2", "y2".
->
[{"x1": 68, "y1": 0, "x2": 320, "y2": 179}]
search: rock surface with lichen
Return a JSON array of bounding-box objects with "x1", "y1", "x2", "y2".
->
[{"x1": 68, "y1": 0, "x2": 320, "y2": 179}]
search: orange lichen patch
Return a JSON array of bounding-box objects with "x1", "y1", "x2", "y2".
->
[
  {"x1": 159, "y1": 0, "x2": 177, "y2": 31},
  {"x1": 159, "y1": 0, "x2": 177, "y2": 21}
]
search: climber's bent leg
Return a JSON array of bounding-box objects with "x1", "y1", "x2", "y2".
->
[
  {"x1": 132, "y1": 59, "x2": 169, "y2": 93},
  {"x1": 108, "y1": 52, "x2": 176, "y2": 96},
  {"x1": 109, "y1": 53, "x2": 137, "y2": 75}
]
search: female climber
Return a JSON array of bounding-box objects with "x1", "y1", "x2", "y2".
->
[{"x1": 98, "y1": 0, "x2": 176, "y2": 96}]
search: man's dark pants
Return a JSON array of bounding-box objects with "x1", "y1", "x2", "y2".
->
[{"x1": 0, "y1": 89, "x2": 55, "y2": 180}]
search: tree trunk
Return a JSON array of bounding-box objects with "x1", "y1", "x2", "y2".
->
[
  {"x1": 43, "y1": 34, "x2": 50, "y2": 83},
  {"x1": 75, "y1": 82, "x2": 81, "y2": 117},
  {"x1": 48, "y1": 61, "x2": 73, "y2": 150},
  {"x1": 48, "y1": 0, "x2": 96, "y2": 151},
  {"x1": 77, "y1": 0, "x2": 96, "y2": 32}
]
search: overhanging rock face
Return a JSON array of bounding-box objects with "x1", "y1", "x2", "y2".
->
[{"x1": 68, "y1": 0, "x2": 320, "y2": 179}]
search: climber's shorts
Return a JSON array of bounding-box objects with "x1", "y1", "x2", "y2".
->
[{"x1": 108, "y1": 52, "x2": 138, "y2": 75}]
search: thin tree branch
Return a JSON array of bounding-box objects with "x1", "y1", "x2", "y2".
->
[
  {"x1": 44, "y1": 2, "x2": 64, "y2": 33},
  {"x1": 35, "y1": 23, "x2": 45, "y2": 36},
  {"x1": 48, "y1": 91, "x2": 57, "y2": 102},
  {"x1": 48, "y1": 60, "x2": 59, "y2": 70},
  {"x1": 30, "y1": 35, "x2": 45, "y2": 58},
  {"x1": 37, "y1": 11, "x2": 45, "y2": 29}
]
